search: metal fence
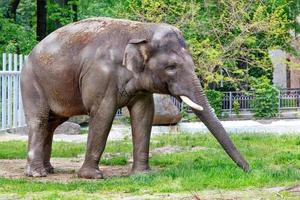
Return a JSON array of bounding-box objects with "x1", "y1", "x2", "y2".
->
[
  {"x1": 171, "y1": 89, "x2": 300, "y2": 113},
  {"x1": 222, "y1": 91, "x2": 254, "y2": 112},
  {"x1": 279, "y1": 88, "x2": 300, "y2": 109},
  {"x1": 221, "y1": 89, "x2": 300, "y2": 112},
  {"x1": 0, "y1": 53, "x2": 26, "y2": 131}
]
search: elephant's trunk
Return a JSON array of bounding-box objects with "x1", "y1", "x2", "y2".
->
[{"x1": 186, "y1": 76, "x2": 250, "y2": 172}]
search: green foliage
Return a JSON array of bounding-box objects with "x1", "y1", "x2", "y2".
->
[
  {"x1": 0, "y1": 0, "x2": 299, "y2": 91},
  {"x1": 250, "y1": 76, "x2": 279, "y2": 118},
  {"x1": 113, "y1": 116, "x2": 131, "y2": 125},
  {"x1": 117, "y1": 0, "x2": 297, "y2": 90},
  {"x1": 180, "y1": 104, "x2": 198, "y2": 122},
  {"x1": 205, "y1": 90, "x2": 224, "y2": 117},
  {"x1": 0, "y1": 14, "x2": 36, "y2": 54},
  {"x1": 47, "y1": 0, "x2": 79, "y2": 33},
  {"x1": 233, "y1": 99, "x2": 240, "y2": 116}
]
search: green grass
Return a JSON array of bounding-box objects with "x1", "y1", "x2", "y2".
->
[{"x1": 0, "y1": 133, "x2": 300, "y2": 198}]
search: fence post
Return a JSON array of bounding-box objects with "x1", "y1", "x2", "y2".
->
[
  {"x1": 229, "y1": 91, "x2": 232, "y2": 113},
  {"x1": 7, "y1": 53, "x2": 12, "y2": 128},
  {"x1": 1, "y1": 53, "x2": 7, "y2": 129},
  {"x1": 18, "y1": 54, "x2": 24, "y2": 127},
  {"x1": 13, "y1": 54, "x2": 18, "y2": 128},
  {"x1": 278, "y1": 89, "x2": 281, "y2": 111}
]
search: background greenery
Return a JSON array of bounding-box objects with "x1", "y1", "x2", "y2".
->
[{"x1": 0, "y1": 0, "x2": 299, "y2": 91}]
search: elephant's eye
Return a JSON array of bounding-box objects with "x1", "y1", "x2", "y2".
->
[
  {"x1": 165, "y1": 65, "x2": 177, "y2": 71},
  {"x1": 165, "y1": 65, "x2": 177, "y2": 75}
]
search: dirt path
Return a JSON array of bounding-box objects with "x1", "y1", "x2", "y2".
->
[{"x1": 0, "y1": 158, "x2": 132, "y2": 181}]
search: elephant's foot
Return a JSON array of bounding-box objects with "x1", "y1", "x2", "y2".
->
[
  {"x1": 78, "y1": 166, "x2": 103, "y2": 179},
  {"x1": 44, "y1": 161, "x2": 54, "y2": 174},
  {"x1": 131, "y1": 164, "x2": 151, "y2": 175},
  {"x1": 25, "y1": 163, "x2": 48, "y2": 177}
]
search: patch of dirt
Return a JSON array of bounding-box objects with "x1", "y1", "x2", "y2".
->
[
  {"x1": 151, "y1": 145, "x2": 183, "y2": 154},
  {"x1": 150, "y1": 145, "x2": 208, "y2": 154},
  {"x1": 0, "y1": 158, "x2": 133, "y2": 182}
]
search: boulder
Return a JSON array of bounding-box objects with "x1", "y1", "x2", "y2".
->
[
  {"x1": 153, "y1": 94, "x2": 182, "y2": 125},
  {"x1": 123, "y1": 94, "x2": 182, "y2": 125},
  {"x1": 54, "y1": 122, "x2": 81, "y2": 135},
  {"x1": 68, "y1": 115, "x2": 89, "y2": 125}
]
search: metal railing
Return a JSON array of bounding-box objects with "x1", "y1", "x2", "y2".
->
[
  {"x1": 279, "y1": 88, "x2": 300, "y2": 109},
  {"x1": 0, "y1": 53, "x2": 26, "y2": 131},
  {"x1": 171, "y1": 89, "x2": 300, "y2": 113},
  {"x1": 222, "y1": 91, "x2": 254, "y2": 112}
]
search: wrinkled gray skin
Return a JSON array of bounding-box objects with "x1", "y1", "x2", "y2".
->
[{"x1": 21, "y1": 17, "x2": 249, "y2": 179}]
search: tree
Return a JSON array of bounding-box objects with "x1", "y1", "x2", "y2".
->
[
  {"x1": 36, "y1": 0, "x2": 47, "y2": 41},
  {"x1": 72, "y1": 0, "x2": 78, "y2": 21},
  {"x1": 6, "y1": 0, "x2": 20, "y2": 21},
  {"x1": 47, "y1": 0, "x2": 78, "y2": 33},
  {"x1": 122, "y1": 0, "x2": 297, "y2": 91}
]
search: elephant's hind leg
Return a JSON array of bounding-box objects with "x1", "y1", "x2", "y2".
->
[
  {"x1": 43, "y1": 115, "x2": 68, "y2": 173},
  {"x1": 22, "y1": 75, "x2": 51, "y2": 177},
  {"x1": 24, "y1": 107, "x2": 51, "y2": 177}
]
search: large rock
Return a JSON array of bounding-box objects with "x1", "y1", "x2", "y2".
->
[
  {"x1": 123, "y1": 94, "x2": 182, "y2": 125},
  {"x1": 153, "y1": 94, "x2": 182, "y2": 125},
  {"x1": 68, "y1": 115, "x2": 89, "y2": 125},
  {"x1": 54, "y1": 122, "x2": 81, "y2": 135}
]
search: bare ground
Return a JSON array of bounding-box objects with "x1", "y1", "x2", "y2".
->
[
  {"x1": 0, "y1": 158, "x2": 132, "y2": 181},
  {"x1": 0, "y1": 145, "x2": 203, "y2": 181}
]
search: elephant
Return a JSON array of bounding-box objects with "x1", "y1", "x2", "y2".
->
[{"x1": 21, "y1": 17, "x2": 249, "y2": 179}]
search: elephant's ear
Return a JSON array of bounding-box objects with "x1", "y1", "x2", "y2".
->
[{"x1": 122, "y1": 39, "x2": 150, "y2": 73}]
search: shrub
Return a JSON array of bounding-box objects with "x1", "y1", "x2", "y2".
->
[
  {"x1": 233, "y1": 100, "x2": 240, "y2": 116},
  {"x1": 205, "y1": 90, "x2": 224, "y2": 118},
  {"x1": 0, "y1": 14, "x2": 36, "y2": 55},
  {"x1": 250, "y1": 76, "x2": 279, "y2": 118},
  {"x1": 180, "y1": 104, "x2": 198, "y2": 122}
]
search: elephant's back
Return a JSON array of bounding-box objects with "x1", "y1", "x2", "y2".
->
[{"x1": 29, "y1": 17, "x2": 147, "y2": 73}]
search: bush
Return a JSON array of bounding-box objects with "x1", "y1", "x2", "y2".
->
[
  {"x1": 205, "y1": 90, "x2": 224, "y2": 118},
  {"x1": 250, "y1": 76, "x2": 279, "y2": 118},
  {"x1": 180, "y1": 104, "x2": 198, "y2": 122},
  {"x1": 233, "y1": 100, "x2": 240, "y2": 116},
  {"x1": 0, "y1": 14, "x2": 36, "y2": 54}
]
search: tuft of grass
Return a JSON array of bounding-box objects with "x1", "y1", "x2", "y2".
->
[
  {"x1": 101, "y1": 156, "x2": 128, "y2": 166},
  {"x1": 0, "y1": 141, "x2": 86, "y2": 159}
]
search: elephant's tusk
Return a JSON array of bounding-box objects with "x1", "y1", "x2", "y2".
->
[{"x1": 180, "y1": 96, "x2": 204, "y2": 111}]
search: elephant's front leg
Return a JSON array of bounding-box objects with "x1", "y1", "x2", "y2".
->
[
  {"x1": 128, "y1": 93, "x2": 154, "y2": 173},
  {"x1": 78, "y1": 98, "x2": 117, "y2": 179}
]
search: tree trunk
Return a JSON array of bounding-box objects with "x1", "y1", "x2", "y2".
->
[
  {"x1": 63, "y1": 0, "x2": 78, "y2": 22},
  {"x1": 72, "y1": 2, "x2": 78, "y2": 22},
  {"x1": 37, "y1": 0, "x2": 47, "y2": 41},
  {"x1": 6, "y1": 0, "x2": 21, "y2": 21}
]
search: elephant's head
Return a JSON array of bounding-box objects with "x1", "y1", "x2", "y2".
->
[{"x1": 123, "y1": 24, "x2": 250, "y2": 171}]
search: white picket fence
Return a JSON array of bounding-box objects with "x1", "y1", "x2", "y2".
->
[{"x1": 0, "y1": 53, "x2": 26, "y2": 131}]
